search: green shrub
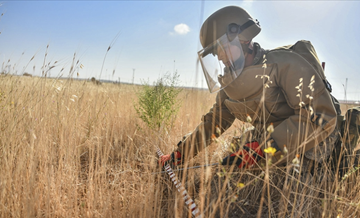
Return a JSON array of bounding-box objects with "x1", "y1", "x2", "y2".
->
[{"x1": 135, "y1": 72, "x2": 182, "y2": 131}]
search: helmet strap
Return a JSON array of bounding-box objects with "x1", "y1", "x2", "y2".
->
[
  {"x1": 240, "y1": 40, "x2": 254, "y2": 55},
  {"x1": 247, "y1": 40, "x2": 254, "y2": 54}
]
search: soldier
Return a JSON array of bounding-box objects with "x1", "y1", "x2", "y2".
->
[{"x1": 161, "y1": 6, "x2": 339, "y2": 170}]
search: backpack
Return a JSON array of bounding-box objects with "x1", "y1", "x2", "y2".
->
[
  {"x1": 331, "y1": 106, "x2": 360, "y2": 176},
  {"x1": 277, "y1": 40, "x2": 345, "y2": 113},
  {"x1": 343, "y1": 107, "x2": 360, "y2": 156},
  {"x1": 276, "y1": 40, "x2": 333, "y2": 93},
  {"x1": 278, "y1": 41, "x2": 360, "y2": 172}
]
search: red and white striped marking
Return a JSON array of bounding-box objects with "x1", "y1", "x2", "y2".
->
[{"x1": 156, "y1": 148, "x2": 201, "y2": 218}]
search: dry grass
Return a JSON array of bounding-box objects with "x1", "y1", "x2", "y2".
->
[{"x1": 0, "y1": 75, "x2": 359, "y2": 217}]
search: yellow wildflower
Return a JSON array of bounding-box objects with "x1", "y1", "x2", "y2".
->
[
  {"x1": 216, "y1": 172, "x2": 224, "y2": 177},
  {"x1": 264, "y1": 146, "x2": 276, "y2": 156},
  {"x1": 237, "y1": 183, "x2": 245, "y2": 188}
]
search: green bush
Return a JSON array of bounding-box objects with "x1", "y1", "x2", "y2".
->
[{"x1": 135, "y1": 72, "x2": 182, "y2": 131}]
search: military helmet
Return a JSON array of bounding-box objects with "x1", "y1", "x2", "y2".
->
[
  {"x1": 198, "y1": 6, "x2": 261, "y2": 93},
  {"x1": 200, "y1": 6, "x2": 261, "y2": 49}
]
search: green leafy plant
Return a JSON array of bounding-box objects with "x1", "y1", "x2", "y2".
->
[{"x1": 135, "y1": 72, "x2": 182, "y2": 131}]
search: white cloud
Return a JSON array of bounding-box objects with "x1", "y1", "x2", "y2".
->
[{"x1": 173, "y1": 23, "x2": 190, "y2": 35}]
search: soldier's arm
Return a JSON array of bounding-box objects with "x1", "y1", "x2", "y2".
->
[
  {"x1": 176, "y1": 89, "x2": 236, "y2": 162},
  {"x1": 270, "y1": 53, "x2": 337, "y2": 162}
]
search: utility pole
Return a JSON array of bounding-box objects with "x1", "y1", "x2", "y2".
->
[
  {"x1": 343, "y1": 78, "x2": 348, "y2": 103},
  {"x1": 132, "y1": 68, "x2": 135, "y2": 85}
]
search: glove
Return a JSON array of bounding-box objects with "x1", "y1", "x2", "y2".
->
[
  {"x1": 159, "y1": 151, "x2": 182, "y2": 167},
  {"x1": 221, "y1": 141, "x2": 264, "y2": 169},
  {"x1": 159, "y1": 134, "x2": 191, "y2": 167}
]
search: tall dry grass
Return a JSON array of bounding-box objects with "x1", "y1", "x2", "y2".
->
[{"x1": 0, "y1": 75, "x2": 359, "y2": 217}]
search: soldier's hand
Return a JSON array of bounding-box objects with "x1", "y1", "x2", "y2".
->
[
  {"x1": 222, "y1": 141, "x2": 264, "y2": 169},
  {"x1": 158, "y1": 151, "x2": 182, "y2": 167},
  {"x1": 159, "y1": 154, "x2": 171, "y2": 166}
]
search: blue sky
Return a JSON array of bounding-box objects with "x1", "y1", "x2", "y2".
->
[{"x1": 0, "y1": 1, "x2": 359, "y2": 101}]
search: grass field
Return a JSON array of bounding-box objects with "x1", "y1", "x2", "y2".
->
[{"x1": 0, "y1": 75, "x2": 359, "y2": 217}]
